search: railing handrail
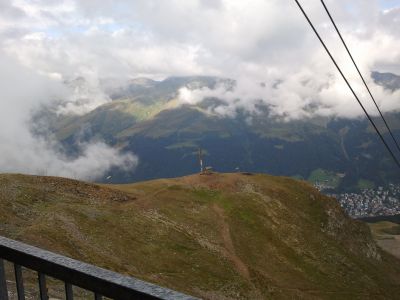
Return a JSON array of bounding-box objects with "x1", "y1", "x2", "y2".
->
[{"x1": 0, "y1": 236, "x2": 197, "y2": 300}]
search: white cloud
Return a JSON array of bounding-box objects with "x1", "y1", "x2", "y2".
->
[
  {"x1": 57, "y1": 74, "x2": 112, "y2": 115},
  {"x1": 0, "y1": 51, "x2": 138, "y2": 179},
  {"x1": 1, "y1": 0, "x2": 399, "y2": 119},
  {"x1": 178, "y1": 64, "x2": 400, "y2": 121}
]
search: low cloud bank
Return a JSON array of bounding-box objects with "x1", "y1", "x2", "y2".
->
[
  {"x1": 178, "y1": 70, "x2": 400, "y2": 121},
  {"x1": 0, "y1": 53, "x2": 137, "y2": 180}
]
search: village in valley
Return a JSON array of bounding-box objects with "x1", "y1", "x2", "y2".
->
[
  {"x1": 309, "y1": 169, "x2": 400, "y2": 218},
  {"x1": 327, "y1": 184, "x2": 400, "y2": 218}
]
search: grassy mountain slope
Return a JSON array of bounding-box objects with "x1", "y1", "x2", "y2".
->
[{"x1": 1, "y1": 173, "x2": 400, "y2": 299}]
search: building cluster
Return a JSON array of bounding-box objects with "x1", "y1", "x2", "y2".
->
[
  {"x1": 327, "y1": 184, "x2": 400, "y2": 218},
  {"x1": 313, "y1": 181, "x2": 335, "y2": 192}
]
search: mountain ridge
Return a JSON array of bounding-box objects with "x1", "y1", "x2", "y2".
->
[
  {"x1": 1, "y1": 172, "x2": 400, "y2": 299},
  {"x1": 39, "y1": 72, "x2": 400, "y2": 192}
]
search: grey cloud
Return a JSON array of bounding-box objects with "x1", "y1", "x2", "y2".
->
[
  {"x1": 1, "y1": 0, "x2": 400, "y2": 123},
  {"x1": 199, "y1": 0, "x2": 222, "y2": 10},
  {"x1": 0, "y1": 0, "x2": 26, "y2": 19}
]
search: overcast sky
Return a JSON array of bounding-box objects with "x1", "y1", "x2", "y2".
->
[
  {"x1": 1, "y1": 0, "x2": 400, "y2": 178},
  {"x1": 1, "y1": 0, "x2": 400, "y2": 116},
  {"x1": 1, "y1": 0, "x2": 400, "y2": 78}
]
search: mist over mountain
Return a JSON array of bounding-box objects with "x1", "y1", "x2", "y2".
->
[
  {"x1": 0, "y1": 54, "x2": 138, "y2": 181},
  {"x1": 372, "y1": 71, "x2": 400, "y2": 92},
  {"x1": 34, "y1": 71, "x2": 400, "y2": 192},
  {"x1": 2, "y1": 0, "x2": 400, "y2": 183}
]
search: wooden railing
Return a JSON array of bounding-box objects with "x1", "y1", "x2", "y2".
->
[{"x1": 0, "y1": 236, "x2": 197, "y2": 300}]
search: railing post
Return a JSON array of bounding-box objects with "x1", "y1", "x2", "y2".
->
[
  {"x1": 38, "y1": 273, "x2": 48, "y2": 300},
  {"x1": 0, "y1": 236, "x2": 196, "y2": 300},
  {"x1": 13, "y1": 264, "x2": 24, "y2": 300},
  {"x1": 0, "y1": 259, "x2": 8, "y2": 300},
  {"x1": 65, "y1": 282, "x2": 73, "y2": 300},
  {"x1": 94, "y1": 292, "x2": 102, "y2": 300}
]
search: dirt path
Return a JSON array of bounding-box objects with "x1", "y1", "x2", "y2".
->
[
  {"x1": 376, "y1": 236, "x2": 400, "y2": 259},
  {"x1": 212, "y1": 204, "x2": 250, "y2": 280},
  {"x1": 339, "y1": 127, "x2": 350, "y2": 161}
]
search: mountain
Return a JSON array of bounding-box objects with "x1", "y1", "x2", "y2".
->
[
  {"x1": 42, "y1": 73, "x2": 400, "y2": 192},
  {"x1": 1, "y1": 172, "x2": 400, "y2": 299},
  {"x1": 372, "y1": 71, "x2": 400, "y2": 92}
]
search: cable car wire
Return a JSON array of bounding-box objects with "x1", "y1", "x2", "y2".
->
[
  {"x1": 320, "y1": 0, "x2": 400, "y2": 154},
  {"x1": 294, "y1": 0, "x2": 400, "y2": 168}
]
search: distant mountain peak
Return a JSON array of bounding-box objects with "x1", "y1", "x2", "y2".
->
[
  {"x1": 127, "y1": 77, "x2": 157, "y2": 87},
  {"x1": 372, "y1": 71, "x2": 400, "y2": 91}
]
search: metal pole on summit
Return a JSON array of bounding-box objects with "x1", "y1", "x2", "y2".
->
[{"x1": 198, "y1": 148, "x2": 204, "y2": 173}]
